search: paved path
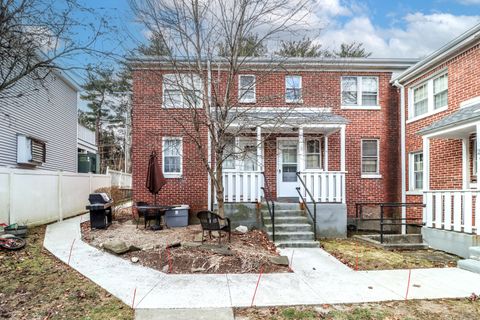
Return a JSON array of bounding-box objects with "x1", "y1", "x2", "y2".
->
[{"x1": 44, "y1": 215, "x2": 480, "y2": 312}]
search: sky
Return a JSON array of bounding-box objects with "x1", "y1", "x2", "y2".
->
[{"x1": 73, "y1": 0, "x2": 480, "y2": 79}]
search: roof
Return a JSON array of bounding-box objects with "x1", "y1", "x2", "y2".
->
[
  {"x1": 129, "y1": 56, "x2": 418, "y2": 73},
  {"x1": 417, "y1": 103, "x2": 480, "y2": 135},
  {"x1": 227, "y1": 107, "x2": 348, "y2": 127},
  {"x1": 393, "y1": 23, "x2": 480, "y2": 84}
]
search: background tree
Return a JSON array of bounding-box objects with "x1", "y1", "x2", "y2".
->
[
  {"x1": 137, "y1": 31, "x2": 171, "y2": 56},
  {"x1": 0, "y1": 0, "x2": 116, "y2": 99},
  {"x1": 276, "y1": 37, "x2": 324, "y2": 57},
  {"x1": 129, "y1": 0, "x2": 319, "y2": 217},
  {"x1": 218, "y1": 34, "x2": 267, "y2": 57},
  {"x1": 334, "y1": 41, "x2": 372, "y2": 58}
]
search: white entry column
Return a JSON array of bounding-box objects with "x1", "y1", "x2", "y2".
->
[
  {"x1": 298, "y1": 127, "x2": 305, "y2": 172},
  {"x1": 324, "y1": 135, "x2": 329, "y2": 171},
  {"x1": 477, "y1": 123, "x2": 480, "y2": 190},
  {"x1": 256, "y1": 126, "x2": 263, "y2": 172}
]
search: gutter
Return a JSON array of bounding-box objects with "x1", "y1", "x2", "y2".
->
[{"x1": 393, "y1": 80, "x2": 407, "y2": 234}]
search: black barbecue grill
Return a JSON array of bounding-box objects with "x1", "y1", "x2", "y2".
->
[{"x1": 86, "y1": 193, "x2": 113, "y2": 229}]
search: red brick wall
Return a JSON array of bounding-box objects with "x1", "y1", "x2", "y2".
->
[
  {"x1": 404, "y1": 43, "x2": 480, "y2": 219},
  {"x1": 132, "y1": 67, "x2": 401, "y2": 217}
]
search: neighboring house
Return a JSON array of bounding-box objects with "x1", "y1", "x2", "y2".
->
[
  {"x1": 394, "y1": 23, "x2": 480, "y2": 258},
  {"x1": 0, "y1": 69, "x2": 82, "y2": 172},
  {"x1": 130, "y1": 56, "x2": 417, "y2": 239},
  {"x1": 77, "y1": 124, "x2": 99, "y2": 173}
]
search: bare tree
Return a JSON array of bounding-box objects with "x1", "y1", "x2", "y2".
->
[
  {"x1": 0, "y1": 0, "x2": 116, "y2": 99},
  {"x1": 129, "y1": 0, "x2": 319, "y2": 217}
]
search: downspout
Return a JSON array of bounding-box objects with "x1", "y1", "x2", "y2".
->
[
  {"x1": 393, "y1": 80, "x2": 407, "y2": 234},
  {"x1": 207, "y1": 59, "x2": 212, "y2": 210}
]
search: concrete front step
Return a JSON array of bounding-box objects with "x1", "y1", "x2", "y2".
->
[
  {"x1": 261, "y1": 209, "x2": 306, "y2": 217},
  {"x1": 263, "y1": 216, "x2": 309, "y2": 224},
  {"x1": 264, "y1": 223, "x2": 313, "y2": 233},
  {"x1": 275, "y1": 240, "x2": 320, "y2": 248},
  {"x1": 458, "y1": 259, "x2": 480, "y2": 274},
  {"x1": 261, "y1": 202, "x2": 301, "y2": 211},
  {"x1": 469, "y1": 246, "x2": 480, "y2": 260},
  {"x1": 268, "y1": 231, "x2": 315, "y2": 241}
]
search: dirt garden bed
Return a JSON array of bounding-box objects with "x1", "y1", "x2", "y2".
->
[
  {"x1": 321, "y1": 238, "x2": 459, "y2": 270},
  {"x1": 81, "y1": 208, "x2": 290, "y2": 274}
]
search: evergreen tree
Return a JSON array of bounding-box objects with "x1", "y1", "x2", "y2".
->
[
  {"x1": 276, "y1": 37, "x2": 324, "y2": 57},
  {"x1": 334, "y1": 41, "x2": 372, "y2": 58},
  {"x1": 218, "y1": 34, "x2": 267, "y2": 57}
]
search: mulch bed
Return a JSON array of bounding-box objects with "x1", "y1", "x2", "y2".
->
[{"x1": 81, "y1": 211, "x2": 290, "y2": 274}]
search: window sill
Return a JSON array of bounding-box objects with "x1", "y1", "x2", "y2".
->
[
  {"x1": 406, "y1": 190, "x2": 423, "y2": 196},
  {"x1": 361, "y1": 174, "x2": 382, "y2": 179},
  {"x1": 286, "y1": 99, "x2": 303, "y2": 104},
  {"x1": 164, "y1": 173, "x2": 182, "y2": 179},
  {"x1": 239, "y1": 100, "x2": 256, "y2": 104},
  {"x1": 406, "y1": 106, "x2": 447, "y2": 124},
  {"x1": 341, "y1": 105, "x2": 381, "y2": 110}
]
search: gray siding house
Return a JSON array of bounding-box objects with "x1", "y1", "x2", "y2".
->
[{"x1": 0, "y1": 70, "x2": 81, "y2": 172}]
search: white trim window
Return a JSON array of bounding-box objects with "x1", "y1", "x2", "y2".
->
[
  {"x1": 409, "y1": 152, "x2": 423, "y2": 191},
  {"x1": 238, "y1": 75, "x2": 256, "y2": 103},
  {"x1": 222, "y1": 137, "x2": 258, "y2": 171},
  {"x1": 305, "y1": 139, "x2": 321, "y2": 170},
  {"x1": 361, "y1": 139, "x2": 379, "y2": 176},
  {"x1": 222, "y1": 137, "x2": 236, "y2": 170},
  {"x1": 163, "y1": 74, "x2": 203, "y2": 108},
  {"x1": 162, "y1": 137, "x2": 182, "y2": 177},
  {"x1": 408, "y1": 73, "x2": 448, "y2": 120},
  {"x1": 285, "y1": 75, "x2": 302, "y2": 103},
  {"x1": 341, "y1": 76, "x2": 379, "y2": 108}
]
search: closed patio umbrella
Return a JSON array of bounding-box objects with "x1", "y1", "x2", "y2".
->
[{"x1": 145, "y1": 150, "x2": 167, "y2": 204}]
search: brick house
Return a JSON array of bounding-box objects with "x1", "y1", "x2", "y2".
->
[
  {"x1": 394, "y1": 23, "x2": 480, "y2": 258},
  {"x1": 130, "y1": 57, "x2": 416, "y2": 241}
]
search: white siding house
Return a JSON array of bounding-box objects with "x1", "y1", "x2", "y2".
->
[{"x1": 0, "y1": 70, "x2": 80, "y2": 172}]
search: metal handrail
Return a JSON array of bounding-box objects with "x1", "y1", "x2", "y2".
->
[
  {"x1": 296, "y1": 172, "x2": 317, "y2": 239},
  {"x1": 260, "y1": 172, "x2": 275, "y2": 242}
]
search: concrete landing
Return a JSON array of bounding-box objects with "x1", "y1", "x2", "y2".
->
[{"x1": 135, "y1": 308, "x2": 234, "y2": 320}]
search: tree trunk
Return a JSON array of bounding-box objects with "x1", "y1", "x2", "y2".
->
[{"x1": 215, "y1": 165, "x2": 226, "y2": 218}]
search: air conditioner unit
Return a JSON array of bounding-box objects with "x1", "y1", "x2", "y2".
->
[{"x1": 17, "y1": 134, "x2": 46, "y2": 165}]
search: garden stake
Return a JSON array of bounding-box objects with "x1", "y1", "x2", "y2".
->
[
  {"x1": 67, "y1": 238, "x2": 76, "y2": 266},
  {"x1": 132, "y1": 287, "x2": 137, "y2": 308},
  {"x1": 405, "y1": 269, "x2": 412, "y2": 300},
  {"x1": 250, "y1": 265, "x2": 264, "y2": 307}
]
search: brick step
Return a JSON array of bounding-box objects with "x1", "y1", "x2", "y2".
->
[
  {"x1": 274, "y1": 240, "x2": 320, "y2": 248},
  {"x1": 264, "y1": 223, "x2": 313, "y2": 233},
  {"x1": 267, "y1": 231, "x2": 315, "y2": 241}
]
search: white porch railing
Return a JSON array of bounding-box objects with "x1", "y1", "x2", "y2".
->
[
  {"x1": 220, "y1": 171, "x2": 263, "y2": 203},
  {"x1": 298, "y1": 171, "x2": 346, "y2": 203},
  {"x1": 424, "y1": 190, "x2": 480, "y2": 234}
]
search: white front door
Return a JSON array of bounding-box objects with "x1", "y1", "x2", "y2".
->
[{"x1": 277, "y1": 139, "x2": 298, "y2": 197}]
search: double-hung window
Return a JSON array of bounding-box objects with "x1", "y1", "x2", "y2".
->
[
  {"x1": 222, "y1": 137, "x2": 258, "y2": 171},
  {"x1": 222, "y1": 137, "x2": 236, "y2": 170},
  {"x1": 305, "y1": 139, "x2": 321, "y2": 170},
  {"x1": 361, "y1": 139, "x2": 379, "y2": 176},
  {"x1": 409, "y1": 152, "x2": 423, "y2": 191},
  {"x1": 239, "y1": 75, "x2": 256, "y2": 103},
  {"x1": 409, "y1": 73, "x2": 448, "y2": 120},
  {"x1": 163, "y1": 74, "x2": 203, "y2": 108},
  {"x1": 285, "y1": 75, "x2": 302, "y2": 103},
  {"x1": 341, "y1": 76, "x2": 379, "y2": 108},
  {"x1": 162, "y1": 137, "x2": 182, "y2": 177}
]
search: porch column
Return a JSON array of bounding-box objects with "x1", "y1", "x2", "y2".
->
[
  {"x1": 323, "y1": 135, "x2": 329, "y2": 171},
  {"x1": 477, "y1": 123, "x2": 480, "y2": 190},
  {"x1": 340, "y1": 125, "x2": 346, "y2": 172},
  {"x1": 422, "y1": 136, "x2": 430, "y2": 191},
  {"x1": 462, "y1": 137, "x2": 470, "y2": 190},
  {"x1": 256, "y1": 126, "x2": 263, "y2": 172},
  {"x1": 298, "y1": 127, "x2": 305, "y2": 172}
]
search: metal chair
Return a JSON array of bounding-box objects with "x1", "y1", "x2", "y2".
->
[
  {"x1": 196, "y1": 211, "x2": 231, "y2": 244},
  {"x1": 135, "y1": 202, "x2": 157, "y2": 229}
]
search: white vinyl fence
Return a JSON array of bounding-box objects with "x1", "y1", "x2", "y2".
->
[
  {"x1": 107, "y1": 168, "x2": 132, "y2": 188},
  {"x1": 0, "y1": 167, "x2": 111, "y2": 226}
]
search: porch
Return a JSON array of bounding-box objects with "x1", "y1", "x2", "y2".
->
[
  {"x1": 215, "y1": 108, "x2": 347, "y2": 205},
  {"x1": 418, "y1": 103, "x2": 480, "y2": 257}
]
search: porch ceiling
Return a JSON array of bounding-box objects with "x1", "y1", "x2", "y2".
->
[
  {"x1": 226, "y1": 107, "x2": 348, "y2": 134},
  {"x1": 418, "y1": 103, "x2": 480, "y2": 139}
]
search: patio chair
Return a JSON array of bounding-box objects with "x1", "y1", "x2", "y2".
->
[
  {"x1": 196, "y1": 211, "x2": 231, "y2": 244},
  {"x1": 135, "y1": 202, "x2": 158, "y2": 229}
]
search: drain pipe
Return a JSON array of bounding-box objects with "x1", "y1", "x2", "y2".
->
[{"x1": 393, "y1": 80, "x2": 407, "y2": 234}]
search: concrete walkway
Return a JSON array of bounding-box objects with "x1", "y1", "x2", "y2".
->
[{"x1": 44, "y1": 215, "x2": 480, "y2": 313}]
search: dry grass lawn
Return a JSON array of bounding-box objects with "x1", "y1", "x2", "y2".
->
[{"x1": 0, "y1": 226, "x2": 133, "y2": 320}]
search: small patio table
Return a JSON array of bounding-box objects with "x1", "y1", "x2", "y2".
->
[{"x1": 136, "y1": 205, "x2": 175, "y2": 230}]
